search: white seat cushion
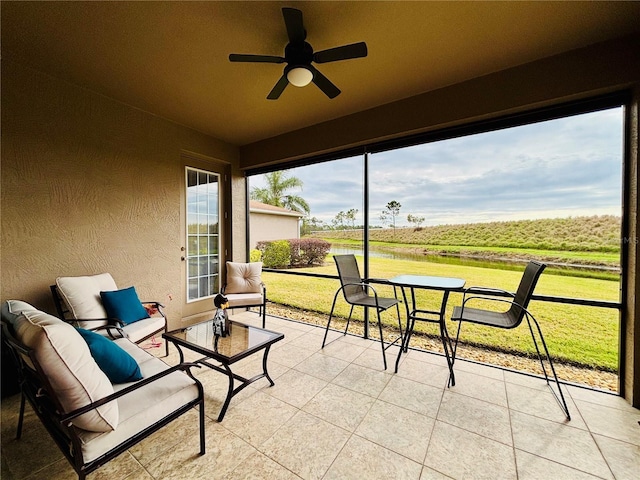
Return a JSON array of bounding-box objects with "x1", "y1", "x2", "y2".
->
[
  {"x1": 120, "y1": 315, "x2": 166, "y2": 343},
  {"x1": 77, "y1": 338, "x2": 200, "y2": 464},
  {"x1": 225, "y1": 292, "x2": 264, "y2": 308},
  {"x1": 2, "y1": 301, "x2": 118, "y2": 432},
  {"x1": 56, "y1": 273, "x2": 118, "y2": 329}
]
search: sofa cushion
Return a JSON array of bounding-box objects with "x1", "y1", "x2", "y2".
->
[
  {"x1": 225, "y1": 262, "x2": 263, "y2": 294},
  {"x1": 77, "y1": 328, "x2": 142, "y2": 383},
  {"x1": 2, "y1": 303, "x2": 118, "y2": 432},
  {"x1": 76, "y1": 338, "x2": 200, "y2": 464},
  {"x1": 100, "y1": 287, "x2": 149, "y2": 325},
  {"x1": 0, "y1": 299, "x2": 39, "y2": 324},
  {"x1": 56, "y1": 273, "x2": 118, "y2": 329}
]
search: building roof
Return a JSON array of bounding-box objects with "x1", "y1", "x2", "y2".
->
[{"x1": 249, "y1": 200, "x2": 305, "y2": 218}]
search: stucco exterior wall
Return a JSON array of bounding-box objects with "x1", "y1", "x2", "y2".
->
[
  {"x1": 0, "y1": 60, "x2": 241, "y2": 329},
  {"x1": 250, "y1": 212, "x2": 300, "y2": 249}
]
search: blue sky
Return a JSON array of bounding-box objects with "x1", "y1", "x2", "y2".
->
[{"x1": 250, "y1": 107, "x2": 623, "y2": 227}]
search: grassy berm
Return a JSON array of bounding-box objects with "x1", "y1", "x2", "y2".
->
[{"x1": 311, "y1": 215, "x2": 621, "y2": 268}]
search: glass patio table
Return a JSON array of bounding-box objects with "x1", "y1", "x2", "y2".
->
[
  {"x1": 387, "y1": 275, "x2": 466, "y2": 385},
  {"x1": 163, "y1": 319, "x2": 284, "y2": 421}
]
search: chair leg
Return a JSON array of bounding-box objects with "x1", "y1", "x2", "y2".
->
[
  {"x1": 199, "y1": 398, "x2": 206, "y2": 455},
  {"x1": 452, "y1": 319, "x2": 464, "y2": 364},
  {"x1": 394, "y1": 301, "x2": 404, "y2": 346},
  {"x1": 344, "y1": 305, "x2": 355, "y2": 335},
  {"x1": 525, "y1": 314, "x2": 571, "y2": 420},
  {"x1": 262, "y1": 300, "x2": 266, "y2": 328},
  {"x1": 322, "y1": 291, "x2": 342, "y2": 348},
  {"x1": 376, "y1": 309, "x2": 387, "y2": 370},
  {"x1": 392, "y1": 287, "x2": 404, "y2": 344},
  {"x1": 16, "y1": 391, "x2": 25, "y2": 440}
]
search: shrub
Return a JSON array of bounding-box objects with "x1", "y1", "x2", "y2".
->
[
  {"x1": 250, "y1": 249, "x2": 262, "y2": 262},
  {"x1": 289, "y1": 238, "x2": 331, "y2": 266},
  {"x1": 288, "y1": 239, "x2": 303, "y2": 266},
  {"x1": 257, "y1": 240, "x2": 291, "y2": 268},
  {"x1": 255, "y1": 238, "x2": 331, "y2": 268}
]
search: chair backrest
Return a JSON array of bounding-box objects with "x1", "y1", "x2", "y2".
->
[
  {"x1": 508, "y1": 261, "x2": 546, "y2": 325},
  {"x1": 224, "y1": 262, "x2": 263, "y2": 294},
  {"x1": 53, "y1": 273, "x2": 118, "y2": 328},
  {"x1": 334, "y1": 255, "x2": 366, "y2": 303}
]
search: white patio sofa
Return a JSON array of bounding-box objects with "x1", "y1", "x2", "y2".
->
[{"x1": 0, "y1": 300, "x2": 205, "y2": 480}]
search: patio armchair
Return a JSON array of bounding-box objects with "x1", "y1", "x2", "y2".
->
[
  {"x1": 322, "y1": 254, "x2": 402, "y2": 370},
  {"x1": 221, "y1": 261, "x2": 267, "y2": 328},
  {"x1": 51, "y1": 273, "x2": 168, "y2": 356},
  {"x1": 450, "y1": 260, "x2": 571, "y2": 420}
]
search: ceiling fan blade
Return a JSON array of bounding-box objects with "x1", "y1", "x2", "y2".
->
[
  {"x1": 282, "y1": 7, "x2": 306, "y2": 43},
  {"x1": 308, "y1": 65, "x2": 341, "y2": 99},
  {"x1": 229, "y1": 54, "x2": 285, "y2": 63},
  {"x1": 313, "y1": 42, "x2": 368, "y2": 63},
  {"x1": 267, "y1": 74, "x2": 289, "y2": 100}
]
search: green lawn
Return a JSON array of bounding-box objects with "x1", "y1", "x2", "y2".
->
[{"x1": 263, "y1": 256, "x2": 620, "y2": 371}]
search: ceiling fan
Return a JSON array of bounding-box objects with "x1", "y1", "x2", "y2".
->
[{"x1": 229, "y1": 7, "x2": 368, "y2": 100}]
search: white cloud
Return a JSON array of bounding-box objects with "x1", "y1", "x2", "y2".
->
[{"x1": 249, "y1": 108, "x2": 623, "y2": 226}]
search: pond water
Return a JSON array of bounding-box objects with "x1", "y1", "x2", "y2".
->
[
  {"x1": 330, "y1": 245, "x2": 521, "y2": 270},
  {"x1": 329, "y1": 245, "x2": 620, "y2": 277}
]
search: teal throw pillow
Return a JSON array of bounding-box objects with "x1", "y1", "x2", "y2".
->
[
  {"x1": 100, "y1": 286, "x2": 149, "y2": 325},
  {"x1": 76, "y1": 328, "x2": 142, "y2": 383}
]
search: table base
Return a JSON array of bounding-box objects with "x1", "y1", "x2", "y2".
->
[
  {"x1": 394, "y1": 287, "x2": 457, "y2": 387},
  {"x1": 172, "y1": 343, "x2": 276, "y2": 421}
]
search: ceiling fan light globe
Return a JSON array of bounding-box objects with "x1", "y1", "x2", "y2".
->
[{"x1": 287, "y1": 67, "x2": 313, "y2": 87}]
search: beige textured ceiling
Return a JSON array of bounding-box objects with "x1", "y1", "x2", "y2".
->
[{"x1": 2, "y1": 1, "x2": 640, "y2": 146}]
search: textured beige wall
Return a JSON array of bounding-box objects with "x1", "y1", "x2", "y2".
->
[{"x1": 1, "y1": 60, "x2": 241, "y2": 330}]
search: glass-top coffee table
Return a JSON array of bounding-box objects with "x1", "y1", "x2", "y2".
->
[{"x1": 163, "y1": 319, "x2": 284, "y2": 421}]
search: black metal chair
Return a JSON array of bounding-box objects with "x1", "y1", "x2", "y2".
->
[
  {"x1": 322, "y1": 254, "x2": 402, "y2": 370},
  {"x1": 450, "y1": 261, "x2": 571, "y2": 420}
]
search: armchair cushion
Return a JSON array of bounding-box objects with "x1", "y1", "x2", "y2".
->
[
  {"x1": 225, "y1": 262, "x2": 263, "y2": 294},
  {"x1": 2, "y1": 301, "x2": 118, "y2": 432},
  {"x1": 77, "y1": 328, "x2": 142, "y2": 384},
  {"x1": 56, "y1": 273, "x2": 118, "y2": 328},
  {"x1": 225, "y1": 292, "x2": 264, "y2": 308},
  {"x1": 99, "y1": 286, "x2": 149, "y2": 325}
]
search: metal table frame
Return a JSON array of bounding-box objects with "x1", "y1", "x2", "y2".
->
[
  {"x1": 163, "y1": 319, "x2": 284, "y2": 421},
  {"x1": 388, "y1": 275, "x2": 465, "y2": 385}
]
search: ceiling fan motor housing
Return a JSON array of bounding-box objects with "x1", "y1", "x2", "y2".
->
[{"x1": 285, "y1": 42, "x2": 313, "y2": 67}]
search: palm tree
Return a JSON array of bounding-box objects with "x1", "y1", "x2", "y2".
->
[{"x1": 251, "y1": 170, "x2": 310, "y2": 215}]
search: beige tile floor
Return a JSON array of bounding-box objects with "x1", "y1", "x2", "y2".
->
[{"x1": 2, "y1": 312, "x2": 639, "y2": 480}]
